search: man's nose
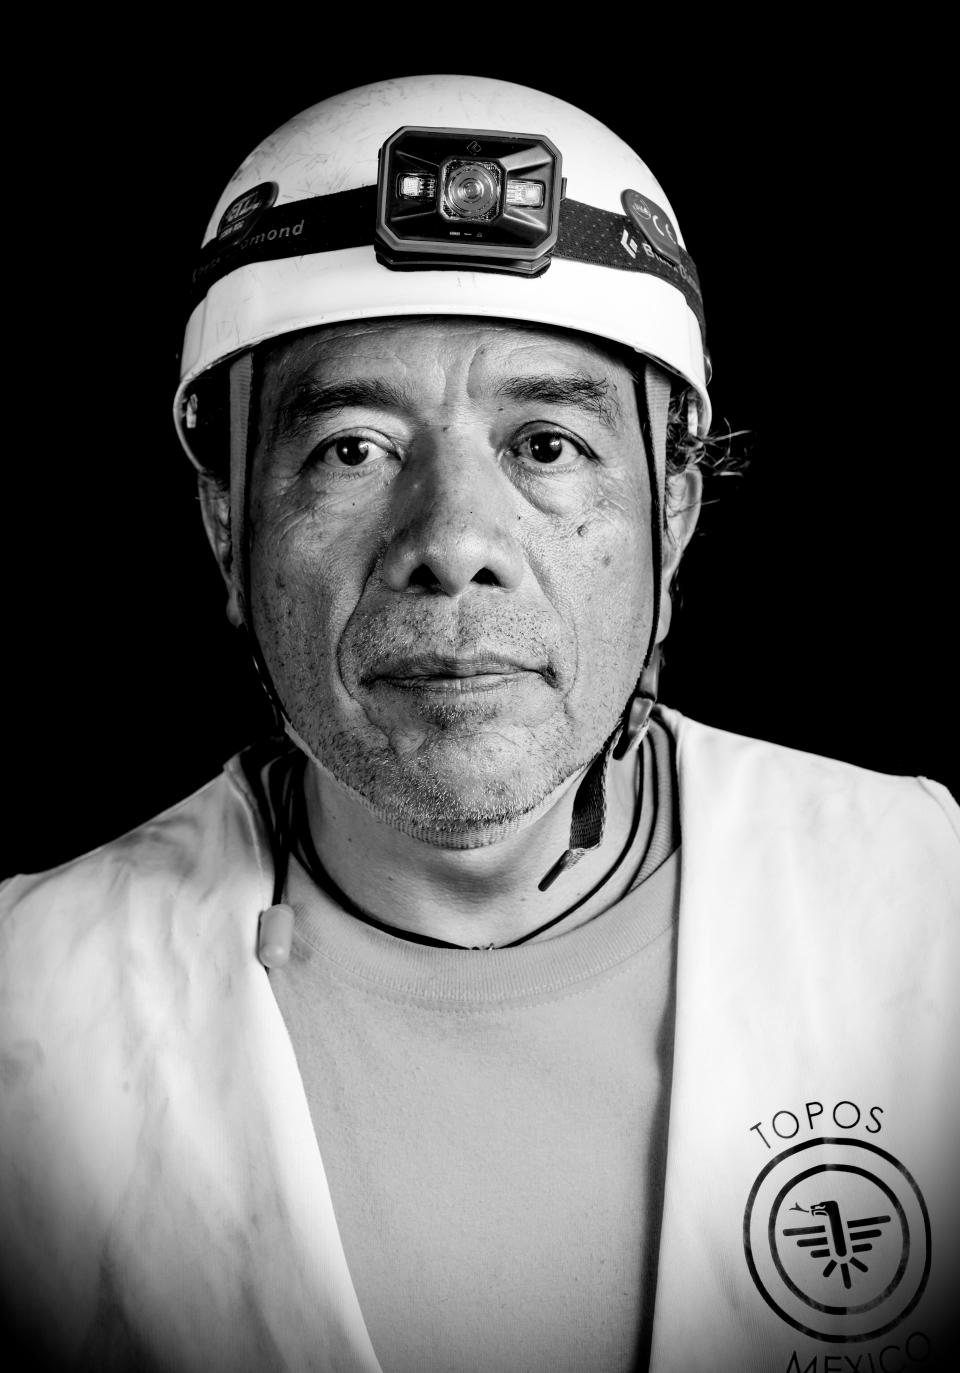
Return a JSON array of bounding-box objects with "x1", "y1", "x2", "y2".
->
[{"x1": 380, "y1": 438, "x2": 525, "y2": 596}]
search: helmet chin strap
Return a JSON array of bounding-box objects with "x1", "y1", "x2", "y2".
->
[
  {"x1": 228, "y1": 353, "x2": 254, "y2": 610},
  {"x1": 611, "y1": 360, "x2": 671, "y2": 759},
  {"x1": 537, "y1": 358, "x2": 672, "y2": 891},
  {"x1": 229, "y1": 352, "x2": 292, "y2": 729}
]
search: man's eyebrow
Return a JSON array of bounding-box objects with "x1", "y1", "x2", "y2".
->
[
  {"x1": 272, "y1": 377, "x2": 416, "y2": 442},
  {"x1": 271, "y1": 371, "x2": 623, "y2": 443},
  {"x1": 498, "y1": 374, "x2": 622, "y2": 429}
]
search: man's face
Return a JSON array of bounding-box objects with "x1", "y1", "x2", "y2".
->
[{"x1": 244, "y1": 318, "x2": 666, "y2": 844}]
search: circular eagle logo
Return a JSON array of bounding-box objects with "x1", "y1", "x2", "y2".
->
[{"x1": 743, "y1": 1138, "x2": 931, "y2": 1343}]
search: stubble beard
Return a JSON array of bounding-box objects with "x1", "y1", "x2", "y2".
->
[
  {"x1": 287, "y1": 691, "x2": 618, "y2": 850},
  {"x1": 261, "y1": 588, "x2": 642, "y2": 849}
]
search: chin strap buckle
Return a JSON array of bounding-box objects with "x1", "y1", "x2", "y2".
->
[
  {"x1": 611, "y1": 647, "x2": 662, "y2": 762},
  {"x1": 537, "y1": 743, "x2": 610, "y2": 892},
  {"x1": 538, "y1": 646, "x2": 662, "y2": 894}
]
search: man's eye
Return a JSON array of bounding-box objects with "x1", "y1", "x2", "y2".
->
[
  {"x1": 513, "y1": 431, "x2": 586, "y2": 467},
  {"x1": 313, "y1": 435, "x2": 392, "y2": 469}
]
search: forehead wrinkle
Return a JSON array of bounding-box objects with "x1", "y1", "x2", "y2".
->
[{"x1": 497, "y1": 373, "x2": 623, "y2": 431}]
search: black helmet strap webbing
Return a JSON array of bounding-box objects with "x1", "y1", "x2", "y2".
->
[
  {"x1": 643, "y1": 358, "x2": 670, "y2": 671},
  {"x1": 229, "y1": 351, "x2": 289, "y2": 727},
  {"x1": 228, "y1": 352, "x2": 253, "y2": 602},
  {"x1": 541, "y1": 359, "x2": 671, "y2": 885}
]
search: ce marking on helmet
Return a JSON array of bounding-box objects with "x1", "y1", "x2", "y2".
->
[
  {"x1": 654, "y1": 214, "x2": 676, "y2": 243},
  {"x1": 634, "y1": 199, "x2": 677, "y2": 245}
]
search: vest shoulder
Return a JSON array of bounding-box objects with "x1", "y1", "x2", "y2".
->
[
  {"x1": 658, "y1": 707, "x2": 960, "y2": 847},
  {"x1": 0, "y1": 758, "x2": 266, "y2": 931}
]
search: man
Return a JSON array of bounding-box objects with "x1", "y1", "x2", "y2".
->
[{"x1": 2, "y1": 75, "x2": 958, "y2": 1373}]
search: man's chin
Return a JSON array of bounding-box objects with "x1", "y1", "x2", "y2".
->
[
  {"x1": 291, "y1": 709, "x2": 599, "y2": 848},
  {"x1": 330, "y1": 743, "x2": 577, "y2": 849},
  {"x1": 351, "y1": 783, "x2": 560, "y2": 850}
]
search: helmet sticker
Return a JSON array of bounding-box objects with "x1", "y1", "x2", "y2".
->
[
  {"x1": 621, "y1": 189, "x2": 683, "y2": 269},
  {"x1": 217, "y1": 181, "x2": 279, "y2": 245},
  {"x1": 557, "y1": 200, "x2": 702, "y2": 327}
]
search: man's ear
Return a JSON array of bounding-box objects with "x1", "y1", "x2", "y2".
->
[
  {"x1": 656, "y1": 465, "x2": 703, "y2": 644},
  {"x1": 197, "y1": 476, "x2": 244, "y2": 628}
]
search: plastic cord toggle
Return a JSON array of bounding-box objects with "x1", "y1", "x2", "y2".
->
[{"x1": 258, "y1": 903, "x2": 295, "y2": 968}]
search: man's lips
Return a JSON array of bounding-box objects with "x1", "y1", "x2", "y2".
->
[{"x1": 363, "y1": 652, "x2": 549, "y2": 687}]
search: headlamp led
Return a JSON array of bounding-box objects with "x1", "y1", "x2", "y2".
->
[{"x1": 375, "y1": 125, "x2": 563, "y2": 276}]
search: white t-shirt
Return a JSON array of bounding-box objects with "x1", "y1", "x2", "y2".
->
[{"x1": 271, "y1": 723, "x2": 680, "y2": 1373}]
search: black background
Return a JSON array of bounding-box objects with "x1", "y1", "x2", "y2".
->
[{"x1": 4, "y1": 29, "x2": 955, "y2": 876}]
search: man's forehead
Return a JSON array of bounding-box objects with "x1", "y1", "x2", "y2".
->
[{"x1": 264, "y1": 316, "x2": 634, "y2": 395}]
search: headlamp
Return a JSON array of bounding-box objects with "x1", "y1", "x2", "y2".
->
[{"x1": 375, "y1": 126, "x2": 563, "y2": 276}]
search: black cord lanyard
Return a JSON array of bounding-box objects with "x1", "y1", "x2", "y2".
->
[{"x1": 253, "y1": 741, "x2": 644, "y2": 951}]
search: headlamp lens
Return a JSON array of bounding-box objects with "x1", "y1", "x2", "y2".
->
[{"x1": 441, "y1": 160, "x2": 502, "y2": 221}]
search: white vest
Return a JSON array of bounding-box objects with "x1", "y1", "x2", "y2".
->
[{"x1": 2, "y1": 711, "x2": 958, "y2": 1372}]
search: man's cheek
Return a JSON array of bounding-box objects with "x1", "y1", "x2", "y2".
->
[
  {"x1": 253, "y1": 550, "x2": 326, "y2": 672},
  {"x1": 574, "y1": 527, "x2": 648, "y2": 617},
  {"x1": 580, "y1": 543, "x2": 652, "y2": 674}
]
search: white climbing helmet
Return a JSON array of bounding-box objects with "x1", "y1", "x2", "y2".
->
[{"x1": 174, "y1": 73, "x2": 710, "y2": 464}]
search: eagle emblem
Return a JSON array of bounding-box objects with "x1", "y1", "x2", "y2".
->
[
  {"x1": 782, "y1": 1199, "x2": 892, "y2": 1289},
  {"x1": 743, "y1": 1138, "x2": 931, "y2": 1342}
]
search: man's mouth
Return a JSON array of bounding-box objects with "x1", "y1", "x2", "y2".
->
[{"x1": 365, "y1": 652, "x2": 549, "y2": 693}]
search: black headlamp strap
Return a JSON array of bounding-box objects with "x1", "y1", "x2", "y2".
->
[{"x1": 191, "y1": 188, "x2": 703, "y2": 329}]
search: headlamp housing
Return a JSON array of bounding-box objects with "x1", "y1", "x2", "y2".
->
[{"x1": 375, "y1": 126, "x2": 563, "y2": 276}]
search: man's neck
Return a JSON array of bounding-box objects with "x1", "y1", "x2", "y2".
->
[{"x1": 303, "y1": 750, "x2": 645, "y2": 948}]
